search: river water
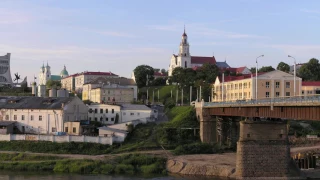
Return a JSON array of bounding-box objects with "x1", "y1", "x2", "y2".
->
[{"x1": 0, "y1": 171, "x2": 229, "y2": 180}]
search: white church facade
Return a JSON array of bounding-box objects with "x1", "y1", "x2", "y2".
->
[
  {"x1": 38, "y1": 63, "x2": 69, "y2": 85},
  {"x1": 168, "y1": 29, "x2": 230, "y2": 76}
]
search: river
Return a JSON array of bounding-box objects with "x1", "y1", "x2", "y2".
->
[{"x1": 0, "y1": 171, "x2": 229, "y2": 180}]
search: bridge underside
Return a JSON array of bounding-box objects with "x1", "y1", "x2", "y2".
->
[{"x1": 207, "y1": 106, "x2": 320, "y2": 120}]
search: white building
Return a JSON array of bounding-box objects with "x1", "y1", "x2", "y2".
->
[
  {"x1": 168, "y1": 28, "x2": 230, "y2": 76},
  {"x1": 0, "y1": 53, "x2": 13, "y2": 85},
  {"x1": 0, "y1": 96, "x2": 88, "y2": 134},
  {"x1": 87, "y1": 104, "x2": 157, "y2": 125},
  {"x1": 38, "y1": 63, "x2": 69, "y2": 85},
  {"x1": 88, "y1": 104, "x2": 121, "y2": 125}
]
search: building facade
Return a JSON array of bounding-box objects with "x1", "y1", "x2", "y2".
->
[
  {"x1": 0, "y1": 96, "x2": 88, "y2": 134},
  {"x1": 38, "y1": 63, "x2": 69, "y2": 85},
  {"x1": 0, "y1": 53, "x2": 13, "y2": 85},
  {"x1": 301, "y1": 81, "x2": 320, "y2": 96},
  {"x1": 88, "y1": 104, "x2": 121, "y2": 125},
  {"x1": 213, "y1": 70, "x2": 302, "y2": 102},
  {"x1": 168, "y1": 29, "x2": 230, "y2": 76},
  {"x1": 82, "y1": 77, "x2": 137, "y2": 103}
]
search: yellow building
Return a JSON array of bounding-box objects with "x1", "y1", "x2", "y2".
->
[
  {"x1": 301, "y1": 82, "x2": 320, "y2": 96},
  {"x1": 82, "y1": 77, "x2": 137, "y2": 104},
  {"x1": 213, "y1": 70, "x2": 302, "y2": 102}
]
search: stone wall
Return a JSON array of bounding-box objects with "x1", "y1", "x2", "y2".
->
[
  {"x1": 236, "y1": 121, "x2": 292, "y2": 179},
  {"x1": 0, "y1": 134, "x2": 113, "y2": 145},
  {"x1": 196, "y1": 107, "x2": 217, "y2": 144}
]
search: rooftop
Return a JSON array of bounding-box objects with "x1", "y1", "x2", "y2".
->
[
  {"x1": 62, "y1": 71, "x2": 118, "y2": 79},
  {"x1": 85, "y1": 77, "x2": 136, "y2": 85},
  {"x1": 121, "y1": 104, "x2": 151, "y2": 111},
  {"x1": 98, "y1": 126, "x2": 128, "y2": 134},
  {"x1": 191, "y1": 56, "x2": 216, "y2": 64},
  {"x1": 302, "y1": 81, "x2": 320, "y2": 86},
  {"x1": 0, "y1": 121, "x2": 16, "y2": 126},
  {"x1": 0, "y1": 96, "x2": 76, "y2": 109}
]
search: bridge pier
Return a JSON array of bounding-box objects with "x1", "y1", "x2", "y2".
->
[
  {"x1": 197, "y1": 108, "x2": 218, "y2": 144},
  {"x1": 236, "y1": 120, "x2": 302, "y2": 179}
]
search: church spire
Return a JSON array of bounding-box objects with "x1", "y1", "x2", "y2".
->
[{"x1": 182, "y1": 25, "x2": 187, "y2": 37}]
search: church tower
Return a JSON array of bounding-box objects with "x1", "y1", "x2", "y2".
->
[
  {"x1": 38, "y1": 62, "x2": 51, "y2": 85},
  {"x1": 178, "y1": 27, "x2": 191, "y2": 68}
]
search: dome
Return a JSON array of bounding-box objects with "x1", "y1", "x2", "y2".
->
[{"x1": 60, "y1": 65, "x2": 69, "y2": 78}]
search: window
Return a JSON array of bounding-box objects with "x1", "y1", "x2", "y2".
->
[
  {"x1": 21, "y1": 115, "x2": 25, "y2": 120},
  {"x1": 266, "y1": 92, "x2": 270, "y2": 98},
  {"x1": 276, "y1": 82, "x2": 280, "y2": 88},
  {"x1": 112, "y1": 109, "x2": 114, "y2": 114},
  {"x1": 239, "y1": 93, "x2": 242, "y2": 99},
  {"x1": 31, "y1": 115, "x2": 34, "y2": 121},
  {"x1": 239, "y1": 84, "x2": 242, "y2": 89},
  {"x1": 106, "y1": 117, "x2": 109, "y2": 121},
  {"x1": 89, "y1": 117, "x2": 92, "y2": 121},
  {"x1": 39, "y1": 115, "x2": 43, "y2": 121},
  {"x1": 65, "y1": 127, "x2": 68, "y2": 132},
  {"x1": 52, "y1": 128, "x2": 57, "y2": 132},
  {"x1": 130, "y1": 113, "x2": 134, "y2": 116},
  {"x1": 89, "y1": 109, "x2": 92, "y2": 113},
  {"x1": 247, "y1": 134, "x2": 251, "y2": 138},
  {"x1": 100, "y1": 117, "x2": 103, "y2": 121},
  {"x1": 266, "y1": 82, "x2": 270, "y2": 88},
  {"x1": 235, "y1": 84, "x2": 238, "y2": 90},
  {"x1": 100, "y1": 109, "x2": 103, "y2": 113},
  {"x1": 286, "y1": 92, "x2": 290, "y2": 96},
  {"x1": 73, "y1": 127, "x2": 76, "y2": 133},
  {"x1": 286, "y1": 82, "x2": 290, "y2": 88},
  {"x1": 94, "y1": 117, "x2": 97, "y2": 121},
  {"x1": 244, "y1": 92, "x2": 247, "y2": 98},
  {"x1": 94, "y1": 109, "x2": 97, "y2": 113},
  {"x1": 5, "y1": 115, "x2": 9, "y2": 120},
  {"x1": 123, "y1": 112, "x2": 126, "y2": 115},
  {"x1": 106, "y1": 109, "x2": 108, "y2": 113},
  {"x1": 108, "y1": 97, "x2": 110, "y2": 101},
  {"x1": 276, "y1": 92, "x2": 280, "y2": 97},
  {"x1": 248, "y1": 82, "x2": 251, "y2": 88},
  {"x1": 185, "y1": 61, "x2": 187, "y2": 68},
  {"x1": 302, "y1": 90, "x2": 304, "y2": 95},
  {"x1": 14, "y1": 115, "x2": 17, "y2": 120},
  {"x1": 111, "y1": 118, "x2": 114, "y2": 121}
]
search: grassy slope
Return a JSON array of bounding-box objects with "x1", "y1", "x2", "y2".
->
[
  {"x1": 139, "y1": 85, "x2": 179, "y2": 102},
  {"x1": 165, "y1": 106, "x2": 199, "y2": 128}
]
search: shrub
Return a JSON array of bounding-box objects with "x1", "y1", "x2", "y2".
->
[
  {"x1": 100, "y1": 164, "x2": 114, "y2": 174},
  {"x1": 173, "y1": 143, "x2": 214, "y2": 155},
  {"x1": 114, "y1": 164, "x2": 134, "y2": 175}
]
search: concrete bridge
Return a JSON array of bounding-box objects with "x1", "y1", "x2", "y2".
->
[{"x1": 195, "y1": 95, "x2": 320, "y2": 180}]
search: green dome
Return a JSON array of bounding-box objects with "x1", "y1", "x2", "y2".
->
[{"x1": 60, "y1": 65, "x2": 69, "y2": 78}]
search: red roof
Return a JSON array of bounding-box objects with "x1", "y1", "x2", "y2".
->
[
  {"x1": 302, "y1": 81, "x2": 320, "y2": 86},
  {"x1": 154, "y1": 72, "x2": 167, "y2": 77},
  {"x1": 220, "y1": 66, "x2": 247, "y2": 74},
  {"x1": 218, "y1": 72, "x2": 266, "y2": 83},
  {"x1": 82, "y1": 71, "x2": 117, "y2": 76},
  {"x1": 61, "y1": 71, "x2": 117, "y2": 79},
  {"x1": 191, "y1": 56, "x2": 216, "y2": 64}
]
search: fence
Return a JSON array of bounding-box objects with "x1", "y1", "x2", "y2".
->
[{"x1": 0, "y1": 134, "x2": 113, "y2": 145}]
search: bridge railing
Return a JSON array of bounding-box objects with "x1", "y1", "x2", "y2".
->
[{"x1": 203, "y1": 95, "x2": 320, "y2": 107}]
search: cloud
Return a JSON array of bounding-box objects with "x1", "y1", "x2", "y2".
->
[
  {"x1": 147, "y1": 23, "x2": 267, "y2": 39},
  {"x1": 300, "y1": 9, "x2": 320, "y2": 14},
  {"x1": 0, "y1": 8, "x2": 32, "y2": 24},
  {"x1": 84, "y1": 29, "x2": 137, "y2": 38}
]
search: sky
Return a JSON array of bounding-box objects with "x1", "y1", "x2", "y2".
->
[{"x1": 1, "y1": 0, "x2": 320, "y2": 83}]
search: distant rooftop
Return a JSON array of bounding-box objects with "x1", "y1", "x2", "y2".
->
[
  {"x1": 62, "y1": 71, "x2": 118, "y2": 79},
  {"x1": 121, "y1": 104, "x2": 151, "y2": 111}
]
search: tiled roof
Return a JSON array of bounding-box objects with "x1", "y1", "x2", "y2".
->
[
  {"x1": 216, "y1": 61, "x2": 231, "y2": 68},
  {"x1": 85, "y1": 77, "x2": 136, "y2": 85},
  {"x1": 302, "y1": 81, "x2": 320, "y2": 86},
  {"x1": 218, "y1": 72, "x2": 266, "y2": 83},
  {"x1": 154, "y1": 72, "x2": 167, "y2": 77},
  {"x1": 0, "y1": 121, "x2": 16, "y2": 126},
  {"x1": 62, "y1": 71, "x2": 118, "y2": 80},
  {"x1": 0, "y1": 96, "x2": 76, "y2": 109},
  {"x1": 191, "y1": 56, "x2": 216, "y2": 64}
]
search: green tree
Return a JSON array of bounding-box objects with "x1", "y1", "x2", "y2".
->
[
  {"x1": 298, "y1": 58, "x2": 320, "y2": 81},
  {"x1": 258, "y1": 66, "x2": 275, "y2": 73},
  {"x1": 277, "y1": 62, "x2": 290, "y2": 73},
  {"x1": 133, "y1": 65, "x2": 154, "y2": 88},
  {"x1": 160, "y1": 68, "x2": 167, "y2": 75},
  {"x1": 46, "y1": 79, "x2": 61, "y2": 89},
  {"x1": 196, "y1": 63, "x2": 219, "y2": 83},
  {"x1": 150, "y1": 78, "x2": 167, "y2": 86},
  {"x1": 194, "y1": 80, "x2": 213, "y2": 102},
  {"x1": 250, "y1": 67, "x2": 256, "y2": 73}
]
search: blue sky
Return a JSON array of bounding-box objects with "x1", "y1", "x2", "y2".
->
[{"x1": 1, "y1": 0, "x2": 320, "y2": 82}]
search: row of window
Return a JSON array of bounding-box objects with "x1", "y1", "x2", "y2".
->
[
  {"x1": 265, "y1": 92, "x2": 290, "y2": 97},
  {"x1": 10, "y1": 115, "x2": 42, "y2": 121},
  {"x1": 216, "y1": 82, "x2": 292, "y2": 91},
  {"x1": 123, "y1": 112, "x2": 139, "y2": 116},
  {"x1": 89, "y1": 117, "x2": 115, "y2": 121},
  {"x1": 90, "y1": 108, "x2": 115, "y2": 114},
  {"x1": 266, "y1": 82, "x2": 290, "y2": 88}
]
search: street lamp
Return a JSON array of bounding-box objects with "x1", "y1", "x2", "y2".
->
[
  {"x1": 256, "y1": 55, "x2": 264, "y2": 101},
  {"x1": 288, "y1": 55, "x2": 296, "y2": 97}
]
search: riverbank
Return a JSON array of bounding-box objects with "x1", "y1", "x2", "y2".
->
[{"x1": 0, "y1": 152, "x2": 167, "y2": 175}]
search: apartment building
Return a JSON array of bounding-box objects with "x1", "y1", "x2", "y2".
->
[
  {"x1": 213, "y1": 70, "x2": 302, "y2": 102},
  {"x1": 301, "y1": 81, "x2": 320, "y2": 96}
]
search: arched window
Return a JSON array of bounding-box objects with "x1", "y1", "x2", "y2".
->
[
  {"x1": 185, "y1": 61, "x2": 187, "y2": 68},
  {"x1": 175, "y1": 58, "x2": 177, "y2": 65}
]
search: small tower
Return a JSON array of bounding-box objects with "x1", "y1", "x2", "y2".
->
[
  {"x1": 60, "y1": 65, "x2": 69, "y2": 78},
  {"x1": 31, "y1": 82, "x2": 37, "y2": 96},
  {"x1": 179, "y1": 26, "x2": 190, "y2": 57}
]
